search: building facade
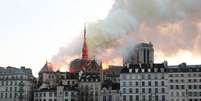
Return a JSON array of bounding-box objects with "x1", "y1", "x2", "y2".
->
[
  {"x1": 0, "y1": 66, "x2": 35, "y2": 101},
  {"x1": 120, "y1": 63, "x2": 168, "y2": 101},
  {"x1": 168, "y1": 63, "x2": 201, "y2": 101},
  {"x1": 100, "y1": 80, "x2": 120, "y2": 101},
  {"x1": 34, "y1": 86, "x2": 79, "y2": 101},
  {"x1": 79, "y1": 73, "x2": 101, "y2": 101}
]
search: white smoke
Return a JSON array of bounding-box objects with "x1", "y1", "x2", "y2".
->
[{"x1": 52, "y1": 0, "x2": 201, "y2": 69}]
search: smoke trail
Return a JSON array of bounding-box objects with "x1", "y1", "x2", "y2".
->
[{"x1": 52, "y1": 0, "x2": 201, "y2": 70}]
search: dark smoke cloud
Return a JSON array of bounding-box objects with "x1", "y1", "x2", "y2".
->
[{"x1": 52, "y1": 0, "x2": 201, "y2": 69}]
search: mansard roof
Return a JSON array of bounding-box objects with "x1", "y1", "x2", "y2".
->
[
  {"x1": 120, "y1": 63, "x2": 166, "y2": 73},
  {"x1": 168, "y1": 64, "x2": 201, "y2": 73},
  {"x1": 120, "y1": 63, "x2": 201, "y2": 73},
  {"x1": 35, "y1": 85, "x2": 79, "y2": 92},
  {"x1": 66, "y1": 72, "x2": 79, "y2": 79},
  {"x1": 79, "y1": 73, "x2": 101, "y2": 82},
  {"x1": 0, "y1": 66, "x2": 33, "y2": 75}
]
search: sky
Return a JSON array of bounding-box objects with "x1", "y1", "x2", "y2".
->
[
  {"x1": 0, "y1": 0, "x2": 114, "y2": 76},
  {"x1": 0, "y1": 0, "x2": 201, "y2": 77}
]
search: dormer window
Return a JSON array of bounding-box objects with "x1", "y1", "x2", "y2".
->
[
  {"x1": 129, "y1": 69, "x2": 132, "y2": 73},
  {"x1": 142, "y1": 69, "x2": 145, "y2": 73},
  {"x1": 148, "y1": 68, "x2": 151, "y2": 72},
  {"x1": 135, "y1": 69, "x2": 139, "y2": 73}
]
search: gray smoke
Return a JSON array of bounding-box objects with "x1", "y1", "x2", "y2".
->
[{"x1": 52, "y1": 0, "x2": 201, "y2": 69}]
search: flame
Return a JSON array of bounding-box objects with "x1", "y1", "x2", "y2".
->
[{"x1": 102, "y1": 57, "x2": 123, "y2": 69}]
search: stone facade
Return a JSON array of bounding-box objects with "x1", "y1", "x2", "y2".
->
[{"x1": 0, "y1": 66, "x2": 35, "y2": 101}]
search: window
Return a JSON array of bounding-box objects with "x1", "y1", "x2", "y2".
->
[
  {"x1": 155, "y1": 81, "x2": 158, "y2": 86},
  {"x1": 161, "y1": 75, "x2": 165, "y2": 79},
  {"x1": 129, "y1": 95, "x2": 133, "y2": 101},
  {"x1": 142, "y1": 81, "x2": 145, "y2": 86},
  {"x1": 123, "y1": 82, "x2": 126, "y2": 86},
  {"x1": 123, "y1": 88, "x2": 126, "y2": 93},
  {"x1": 0, "y1": 93, "x2": 3, "y2": 98},
  {"x1": 194, "y1": 85, "x2": 197, "y2": 89},
  {"x1": 9, "y1": 93, "x2": 12, "y2": 98},
  {"x1": 129, "y1": 88, "x2": 133, "y2": 93},
  {"x1": 170, "y1": 80, "x2": 173, "y2": 83},
  {"x1": 136, "y1": 95, "x2": 139, "y2": 100},
  {"x1": 15, "y1": 87, "x2": 17, "y2": 91},
  {"x1": 129, "y1": 82, "x2": 132, "y2": 86},
  {"x1": 148, "y1": 81, "x2": 151, "y2": 86},
  {"x1": 109, "y1": 95, "x2": 112, "y2": 101},
  {"x1": 142, "y1": 95, "x2": 145, "y2": 100},
  {"x1": 170, "y1": 85, "x2": 174, "y2": 89},
  {"x1": 161, "y1": 81, "x2": 165, "y2": 86},
  {"x1": 162, "y1": 88, "x2": 165, "y2": 93},
  {"x1": 155, "y1": 95, "x2": 158, "y2": 100},
  {"x1": 148, "y1": 74, "x2": 151, "y2": 79},
  {"x1": 169, "y1": 74, "x2": 173, "y2": 77},
  {"x1": 10, "y1": 87, "x2": 12, "y2": 91},
  {"x1": 65, "y1": 92, "x2": 68, "y2": 96},
  {"x1": 182, "y1": 92, "x2": 185, "y2": 96},
  {"x1": 136, "y1": 82, "x2": 138, "y2": 86},
  {"x1": 176, "y1": 92, "x2": 179, "y2": 96},
  {"x1": 181, "y1": 85, "x2": 185, "y2": 89},
  {"x1": 155, "y1": 88, "x2": 158, "y2": 93},
  {"x1": 136, "y1": 88, "x2": 139, "y2": 93},
  {"x1": 123, "y1": 95, "x2": 126, "y2": 101},
  {"x1": 148, "y1": 88, "x2": 151, "y2": 93},
  {"x1": 149, "y1": 95, "x2": 152, "y2": 100},
  {"x1": 188, "y1": 79, "x2": 192, "y2": 82},
  {"x1": 162, "y1": 95, "x2": 165, "y2": 100},
  {"x1": 189, "y1": 85, "x2": 192, "y2": 89},
  {"x1": 103, "y1": 96, "x2": 106, "y2": 101},
  {"x1": 142, "y1": 88, "x2": 145, "y2": 93},
  {"x1": 176, "y1": 85, "x2": 179, "y2": 89}
]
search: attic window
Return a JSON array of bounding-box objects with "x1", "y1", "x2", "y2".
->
[
  {"x1": 129, "y1": 69, "x2": 132, "y2": 73},
  {"x1": 142, "y1": 69, "x2": 144, "y2": 73},
  {"x1": 135, "y1": 69, "x2": 138, "y2": 73},
  {"x1": 148, "y1": 68, "x2": 151, "y2": 72}
]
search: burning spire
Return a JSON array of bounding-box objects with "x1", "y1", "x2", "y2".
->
[{"x1": 82, "y1": 24, "x2": 89, "y2": 60}]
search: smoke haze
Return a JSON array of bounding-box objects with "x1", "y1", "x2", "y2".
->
[{"x1": 52, "y1": 0, "x2": 201, "y2": 70}]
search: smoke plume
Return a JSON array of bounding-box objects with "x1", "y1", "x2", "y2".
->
[{"x1": 52, "y1": 0, "x2": 201, "y2": 70}]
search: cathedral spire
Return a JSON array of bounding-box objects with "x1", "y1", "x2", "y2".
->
[{"x1": 82, "y1": 24, "x2": 89, "y2": 60}]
